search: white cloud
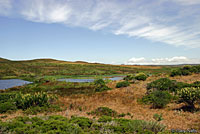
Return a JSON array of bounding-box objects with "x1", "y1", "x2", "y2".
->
[
  {"x1": 21, "y1": 0, "x2": 71, "y2": 23},
  {"x1": 1, "y1": 0, "x2": 200, "y2": 48},
  {"x1": 126, "y1": 56, "x2": 200, "y2": 65}
]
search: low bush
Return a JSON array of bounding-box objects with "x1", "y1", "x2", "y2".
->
[
  {"x1": 0, "y1": 93, "x2": 16, "y2": 103},
  {"x1": 147, "y1": 78, "x2": 177, "y2": 93},
  {"x1": 88, "y1": 107, "x2": 118, "y2": 117},
  {"x1": 123, "y1": 74, "x2": 134, "y2": 81},
  {"x1": 98, "y1": 115, "x2": 112, "y2": 122},
  {"x1": 135, "y1": 72, "x2": 148, "y2": 81},
  {"x1": 116, "y1": 81, "x2": 130, "y2": 88},
  {"x1": 0, "y1": 101, "x2": 17, "y2": 113},
  {"x1": 94, "y1": 79, "x2": 111, "y2": 92},
  {"x1": 70, "y1": 116, "x2": 92, "y2": 129},
  {"x1": 141, "y1": 90, "x2": 172, "y2": 108},
  {"x1": 178, "y1": 87, "x2": 200, "y2": 109}
]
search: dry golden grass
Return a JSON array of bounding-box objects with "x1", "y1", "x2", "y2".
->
[{"x1": 1, "y1": 74, "x2": 200, "y2": 131}]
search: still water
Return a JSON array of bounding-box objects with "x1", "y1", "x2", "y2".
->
[
  {"x1": 0, "y1": 79, "x2": 32, "y2": 90},
  {"x1": 58, "y1": 76, "x2": 124, "y2": 83}
]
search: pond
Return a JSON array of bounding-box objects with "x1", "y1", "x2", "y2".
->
[
  {"x1": 58, "y1": 76, "x2": 124, "y2": 83},
  {"x1": 0, "y1": 79, "x2": 32, "y2": 90}
]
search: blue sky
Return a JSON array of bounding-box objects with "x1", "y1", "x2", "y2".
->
[{"x1": 0, "y1": 0, "x2": 200, "y2": 65}]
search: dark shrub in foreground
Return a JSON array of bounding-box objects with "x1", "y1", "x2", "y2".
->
[{"x1": 116, "y1": 81, "x2": 130, "y2": 88}]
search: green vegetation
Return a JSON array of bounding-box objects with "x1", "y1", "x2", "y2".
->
[
  {"x1": 0, "y1": 58, "x2": 173, "y2": 81},
  {"x1": 0, "y1": 115, "x2": 166, "y2": 134},
  {"x1": 13, "y1": 92, "x2": 57, "y2": 110},
  {"x1": 170, "y1": 65, "x2": 200, "y2": 77},
  {"x1": 116, "y1": 81, "x2": 130, "y2": 88},
  {"x1": 140, "y1": 90, "x2": 172, "y2": 108},
  {"x1": 0, "y1": 92, "x2": 59, "y2": 114},
  {"x1": 135, "y1": 72, "x2": 148, "y2": 81},
  {"x1": 142, "y1": 77, "x2": 200, "y2": 109},
  {"x1": 178, "y1": 87, "x2": 200, "y2": 109},
  {"x1": 94, "y1": 79, "x2": 111, "y2": 92},
  {"x1": 147, "y1": 78, "x2": 177, "y2": 93}
]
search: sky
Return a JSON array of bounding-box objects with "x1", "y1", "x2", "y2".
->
[{"x1": 0, "y1": 0, "x2": 200, "y2": 65}]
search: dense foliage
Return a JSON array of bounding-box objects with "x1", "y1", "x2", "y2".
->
[
  {"x1": 116, "y1": 81, "x2": 130, "y2": 88},
  {"x1": 0, "y1": 92, "x2": 58, "y2": 114},
  {"x1": 178, "y1": 87, "x2": 200, "y2": 109},
  {"x1": 13, "y1": 92, "x2": 57, "y2": 110},
  {"x1": 141, "y1": 90, "x2": 172, "y2": 108},
  {"x1": 147, "y1": 78, "x2": 177, "y2": 92},
  {"x1": 135, "y1": 72, "x2": 148, "y2": 81},
  {"x1": 0, "y1": 115, "x2": 166, "y2": 134},
  {"x1": 94, "y1": 79, "x2": 111, "y2": 92},
  {"x1": 170, "y1": 65, "x2": 200, "y2": 77}
]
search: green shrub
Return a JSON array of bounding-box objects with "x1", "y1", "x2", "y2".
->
[
  {"x1": 178, "y1": 87, "x2": 200, "y2": 109},
  {"x1": 147, "y1": 78, "x2": 177, "y2": 92},
  {"x1": 70, "y1": 116, "x2": 92, "y2": 129},
  {"x1": 88, "y1": 107, "x2": 118, "y2": 117},
  {"x1": 116, "y1": 81, "x2": 130, "y2": 88},
  {"x1": 151, "y1": 91, "x2": 172, "y2": 108},
  {"x1": 170, "y1": 69, "x2": 182, "y2": 77},
  {"x1": 113, "y1": 118, "x2": 165, "y2": 134},
  {"x1": 141, "y1": 91, "x2": 172, "y2": 108},
  {"x1": 13, "y1": 92, "x2": 57, "y2": 110},
  {"x1": 98, "y1": 115, "x2": 112, "y2": 122},
  {"x1": 94, "y1": 79, "x2": 111, "y2": 92},
  {"x1": 170, "y1": 65, "x2": 200, "y2": 77},
  {"x1": 135, "y1": 73, "x2": 148, "y2": 81},
  {"x1": 0, "y1": 115, "x2": 166, "y2": 134},
  {"x1": 123, "y1": 74, "x2": 134, "y2": 81},
  {"x1": 0, "y1": 93, "x2": 16, "y2": 103},
  {"x1": 94, "y1": 79, "x2": 105, "y2": 86},
  {"x1": 0, "y1": 101, "x2": 17, "y2": 113},
  {"x1": 95, "y1": 85, "x2": 111, "y2": 92}
]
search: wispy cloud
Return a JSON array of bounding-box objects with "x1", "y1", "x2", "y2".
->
[
  {"x1": 126, "y1": 56, "x2": 200, "y2": 65},
  {"x1": 1, "y1": 0, "x2": 200, "y2": 48},
  {"x1": 0, "y1": 0, "x2": 12, "y2": 15}
]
